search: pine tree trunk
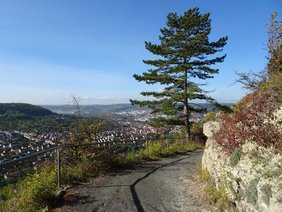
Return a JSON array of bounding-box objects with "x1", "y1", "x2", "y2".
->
[
  {"x1": 184, "y1": 105, "x2": 190, "y2": 142},
  {"x1": 184, "y1": 66, "x2": 190, "y2": 142}
]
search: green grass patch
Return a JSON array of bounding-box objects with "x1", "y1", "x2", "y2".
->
[{"x1": 121, "y1": 139, "x2": 204, "y2": 163}]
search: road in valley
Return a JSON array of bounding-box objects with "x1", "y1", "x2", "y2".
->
[{"x1": 52, "y1": 150, "x2": 210, "y2": 212}]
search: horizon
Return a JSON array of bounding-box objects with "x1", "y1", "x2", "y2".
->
[
  {"x1": 0, "y1": 102, "x2": 235, "y2": 107},
  {"x1": 0, "y1": 0, "x2": 281, "y2": 105}
]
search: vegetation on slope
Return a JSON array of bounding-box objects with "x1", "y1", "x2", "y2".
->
[
  {"x1": 214, "y1": 73, "x2": 282, "y2": 154},
  {"x1": 0, "y1": 103, "x2": 108, "y2": 132},
  {"x1": 0, "y1": 103, "x2": 53, "y2": 119},
  {"x1": 212, "y1": 13, "x2": 282, "y2": 154},
  {"x1": 195, "y1": 166, "x2": 236, "y2": 211}
]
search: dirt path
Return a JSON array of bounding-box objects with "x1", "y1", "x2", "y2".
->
[{"x1": 52, "y1": 150, "x2": 208, "y2": 212}]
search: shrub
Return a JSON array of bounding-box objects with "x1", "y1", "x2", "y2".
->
[
  {"x1": 191, "y1": 122, "x2": 203, "y2": 135},
  {"x1": 203, "y1": 112, "x2": 217, "y2": 122},
  {"x1": 191, "y1": 121, "x2": 207, "y2": 143},
  {"x1": 230, "y1": 94, "x2": 252, "y2": 113},
  {"x1": 214, "y1": 73, "x2": 282, "y2": 154},
  {"x1": 62, "y1": 158, "x2": 107, "y2": 184},
  {"x1": 6, "y1": 165, "x2": 58, "y2": 211},
  {"x1": 197, "y1": 166, "x2": 211, "y2": 182},
  {"x1": 184, "y1": 140, "x2": 204, "y2": 151},
  {"x1": 121, "y1": 139, "x2": 203, "y2": 163},
  {"x1": 204, "y1": 185, "x2": 231, "y2": 208},
  {"x1": 0, "y1": 184, "x2": 15, "y2": 211},
  {"x1": 148, "y1": 141, "x2": 162, "y2": 157}
]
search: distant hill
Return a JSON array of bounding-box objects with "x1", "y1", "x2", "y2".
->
[
  {"x1": 0, "y1": 103, "x2": 112, "y2": 132},
  {"x1": 42, "y1": 103, "x2": 230, "y2": 116},
  {"x1": 0, "y1": 103, "x2": 74, "y2": 132},
  {"x1": 0, "y1": 103, "x2": 54, "y2": 119},
  {"x1": 42, "y1": 104, "x2": 144, "y2": 116}
]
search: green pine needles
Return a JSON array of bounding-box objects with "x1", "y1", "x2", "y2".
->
[{"x1": 131, "y1": 8, "x2": 228, "y2": 141}]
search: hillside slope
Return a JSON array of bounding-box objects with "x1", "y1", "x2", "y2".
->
[
  {"x1": 202, "y1": 72, "x2": 282, "y2": 211},
  {"x1": 0, "y1": 103, "x2": 54, "y2": 119},
  {"x1": 0, "y1": 103, "x2": 77, "y2": 132}
]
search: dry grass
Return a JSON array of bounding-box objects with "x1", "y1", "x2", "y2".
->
[{"x1": 191, "y1": 165, "x2": 238, "y2": 212}]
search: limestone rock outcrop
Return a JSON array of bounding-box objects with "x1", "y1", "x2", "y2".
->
[{"x1": 202, "y1": 121, "x2": 282, "y2": 212}]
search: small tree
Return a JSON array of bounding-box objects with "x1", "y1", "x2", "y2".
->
[
  {"x1": 235, "y1": 12, "x2": 281, "y2": 91},
  {"x1": 267, "y1": 12, "x2": 282, "y2": 77},
  {"x1": 131, "y1": 8, "x2": 227, "y2": 141},
  {"x1": 234, "y1": 70, "x2": 267, "y2": 91},
  {"x1": 69, "y1": 95, "x2": 105, "y2": 145}
]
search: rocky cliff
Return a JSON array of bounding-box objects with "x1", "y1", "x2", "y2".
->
[{"x1": 202, "y1": 120, "x2": 282, "y2": 211}]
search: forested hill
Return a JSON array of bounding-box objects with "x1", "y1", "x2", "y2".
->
[
  {"x1": 0, "y1": 103, "x2": 54, "y2": 119},
  {"x1": 0, "y1": 103, "x2": 109, "y2": 132}
]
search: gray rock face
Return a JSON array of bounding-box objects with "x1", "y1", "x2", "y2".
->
[{"x1": 202, "y1": 121, "x2": 282, "y2": 212}]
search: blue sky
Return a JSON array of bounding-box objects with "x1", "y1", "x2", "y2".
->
[{"x1": 0, "y1": 0, "x2": 281, "y2": 105}]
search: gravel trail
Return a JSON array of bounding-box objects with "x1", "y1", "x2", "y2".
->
[{"x1": 52, "y1": 150, "x2": 207, "y2": 212}]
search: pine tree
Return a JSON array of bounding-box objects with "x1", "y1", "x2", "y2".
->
[{"x1": 131, "y1": 8, "x2": 228, "y2": 141}]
